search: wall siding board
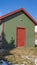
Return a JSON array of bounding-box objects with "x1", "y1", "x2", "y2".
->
[{"x1": 4, "y1": 12, "x2": 34, "y2": 48}]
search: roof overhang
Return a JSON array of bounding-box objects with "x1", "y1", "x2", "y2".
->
[{"x1": 0, "y1": 8, "x2": 37, "y2": 25}]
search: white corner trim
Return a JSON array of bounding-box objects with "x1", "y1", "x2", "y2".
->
[
  {"x1": 35, "y1": 26, "x2": 37, "y2": 32},
  {"x1": 35, "y1": 40, "x2": 37, "y2": 45}
]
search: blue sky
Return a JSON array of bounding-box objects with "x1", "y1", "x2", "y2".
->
[{"x1": 0, "y1": 0, "x2": 37, "y2": 21}]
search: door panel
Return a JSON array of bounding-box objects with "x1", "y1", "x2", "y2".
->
[{"x1": 16, "y1": 27, "x2": 26, "y2": 47}]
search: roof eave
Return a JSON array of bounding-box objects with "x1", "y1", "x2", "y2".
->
[{"x1": 0, "y1": 8, "x2": 37, "y2": 25}]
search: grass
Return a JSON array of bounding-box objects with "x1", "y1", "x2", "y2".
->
[{"x1": 1, "y1": 47, "x2": 37, "y2": 65}]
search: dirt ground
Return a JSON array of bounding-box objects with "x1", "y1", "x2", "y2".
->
[{"x1": 4, "y1": 47, "x2": 37, "y2": 65}]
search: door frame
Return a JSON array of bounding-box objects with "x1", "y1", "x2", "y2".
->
[{"x1": 16, "y1": 27, "x2": 26, "y2": 47}]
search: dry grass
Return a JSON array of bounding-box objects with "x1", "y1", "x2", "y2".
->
[{"x1": 4, "y1": 47, "x2": 37, "y2": 65}]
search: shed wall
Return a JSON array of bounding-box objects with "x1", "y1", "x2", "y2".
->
[{"x1": 3, "y1": 12, "x2": 34, "y2": 48}]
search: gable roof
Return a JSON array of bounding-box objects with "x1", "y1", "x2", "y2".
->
[{"x1": 0, "y1": 8, "x2": 37, "y2": 25}]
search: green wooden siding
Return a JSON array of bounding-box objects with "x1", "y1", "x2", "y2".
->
[{"x1": 4, "y1": 12, "x2": 34, "y2": 48}]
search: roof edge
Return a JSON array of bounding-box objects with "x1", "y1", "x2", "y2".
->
[{"x1": 0, "y1": 8, "x2": 37, "y2": 25}]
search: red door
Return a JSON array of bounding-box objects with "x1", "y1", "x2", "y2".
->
[{"x1": 16, "y1": 27, "x2": 26, "y2": 47}]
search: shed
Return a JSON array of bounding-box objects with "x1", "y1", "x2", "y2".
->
[{"x1": 0, "y1": 8, "x2": 37, "y2": 48}]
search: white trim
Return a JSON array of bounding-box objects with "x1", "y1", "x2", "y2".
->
[
  {"x1": 35, "y1": 26, "x2": 37, "y2": 32},
  {"x1": 35, "y1": 40, "x2": 37, "y2": 45}
]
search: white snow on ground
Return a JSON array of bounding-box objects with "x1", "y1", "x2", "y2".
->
[
  {"x1": 0, "y1": 60, "x2": 8, "y2": 65},
  {"x1": 35, "y1": 58, "x2": 37, "y2": 65},
  {"x1": 0, "y1": 58, "x2": 37, "y2": 65},
  {"x1": 21, "y1": 55, "x2": 37, "y2": 65}
]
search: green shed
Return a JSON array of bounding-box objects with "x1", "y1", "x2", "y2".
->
[{"x1": 0, "y1": 8, "x2": 37, "y2": 48}]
